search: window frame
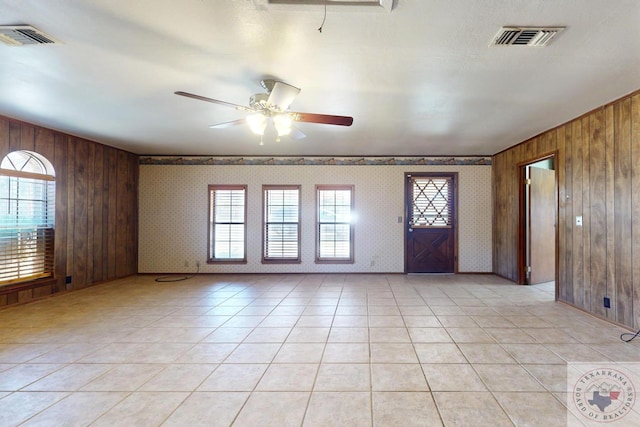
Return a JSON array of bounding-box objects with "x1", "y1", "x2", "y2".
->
[
  {"x1": 0, "y1": 151, "x2": 56, "y2": 286},
  {"x1": 315, "y1": 184, "x2": 355, "y2": 264},
  {"x1": 207, "y1": 184, "x2": 247, "y2": 264},
  {"x1": 262, "y1": 185, "x2": 301, "y2": 264}
]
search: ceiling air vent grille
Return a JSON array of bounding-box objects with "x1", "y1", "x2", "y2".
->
[
  {"x1": 0, "y1": 25, "x2": 59, "y2": 46},
  {"x1": 491, "y1": 26, "x2": 565, "y2": 47},
  {"x1": 268, "y1": 0, "x2": 393, "y2": 10}
]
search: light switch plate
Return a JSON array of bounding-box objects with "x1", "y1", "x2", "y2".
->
[{"x1": 576, "y1": 216, "x2": 583, "y2": 226}]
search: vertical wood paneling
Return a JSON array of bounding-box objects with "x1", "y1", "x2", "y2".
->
[
  {"x1": 605, "y1": 104, "x2": 616, "y2": 321},
  {"x1": 86, "y1": 143, "x2": 96, "y2": 284},
  {"x1": 589, "y1": 109, "x2": 606, "y2": 317},
  {"x1": 631, "y1": 94, "x2": 640, "y2": 329},
  {"x1": 581, "y1": 117, "x2": 592, "y2": 311},
  {"x1": 127, "y1": 157, "x2": 138, "y2": 271},
  {"x1": 19, "y1": 125, "x2": 35, "y2": 151},
  {"x1": 493, "y1": 149, "x2": 517, "y2": 281},
  {"x1": 524, "y1": 138, "x2": 536, "y2": 160},
  {"x1": 35, "y1": 128, "x2": 55, "y2": 162},
  {"x1": 93, "y1": 145, "x2": 105, "y2": 283},
  {"x1": 6, "y1": 293, "x2": 17, "y2": 305},
  {"x1": 32, "y1": 285, "x2": 52, "y2": 299},
  {"x1": 0, "y1": 117, "x2": 9, "y2": 156},
  {"x1": 563, "y1": 123, "x2": 574, "y2": 304},
  {"x1": 614, "y1": 99, "x2": 633, "y2": 327},
  {"x1": 493, "y1": 155, "x2": 502, "y2": 274},
  {"x1": 556, "y1": 126, "x2": 567, "y2": 301},
  {"x1": 66, "y1": 139, "x2": 76, "y2": 289},
  {"x1": 0, "y1": 115, "x2": 138, "y2": 307},
  {"x1": 492, "y1": 154, "x2": 500, "y2": 274},
  {"x1": 107, "y1": 149, "x2": 118, "y2": 278},
  {"x1": 9, "y1": 121, "x2": 20, "y2": 151},
  {"x1": 18, "y1": 289, "x2": 32, "y2": 303},
  {"x1": 571, "y1": 119, "x2": 584, "y2": 307},
  {"x1": 511, "y1": 148, "x2": 519, "y2": 280},
  {"x1": 538, "y1": 131, "x2": 555, "y2": 155},
  {"x1": 73, "y1": 139, "x2": 89, "y2": 287},
  {"x1": 503, "y1": 150, "x2": 513, "y2": 280},
  {"x1": 102, "y1": 149, "x2": 111, "y2": 280},
  {"x1": 115, "y1": 151, "x2": 129, "y2": 277},
  {"x1": 493, "y1": 89, "x2": 640, "y2": 329},
  {"x1": 54, "y1": 134, "x2": 68, "y2": 292}
]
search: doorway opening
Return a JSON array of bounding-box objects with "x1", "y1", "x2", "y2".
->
[{"x1": 519, "y1": 154, "x2": 558, "y2": 297}]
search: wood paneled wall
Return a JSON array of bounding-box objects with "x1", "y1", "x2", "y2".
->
[
  {"x1": 0, "y1": 116, "x2": 138, "y2": 307},
  {"x1": 493, "y1": 90, "x2": 640, "y2": 329}
]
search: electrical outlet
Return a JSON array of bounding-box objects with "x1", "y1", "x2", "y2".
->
[{"x1": 604, "y1": 297, "x2": 611, "y2": 308}]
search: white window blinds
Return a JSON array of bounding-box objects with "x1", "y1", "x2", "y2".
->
[
  {"x1": 263, "y1": 186, "x2": 300, "y2": 261},
  {"x1": 317, "y1": 186, "x2": 353, "y2": 262},
  {"x1": 209, "y1": 186, "x2": 246, "y2": 262}
]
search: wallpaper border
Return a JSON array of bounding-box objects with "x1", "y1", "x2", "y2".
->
[{"x1": 139, "y1": 156, "x2": 491, "y2": 166}]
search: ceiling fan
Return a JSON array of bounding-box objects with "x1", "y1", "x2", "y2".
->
[{"x1": 175, "y1": 79, "x2": 353, "y2": 144}]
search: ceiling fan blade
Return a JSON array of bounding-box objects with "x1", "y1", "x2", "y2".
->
[
  {"x1": 267, "y1": 81, "x2": 301, "y2": 112},
  {"x1": 175, "y1": 91, "x2": 254, "y2": 112},
  {"x1": 290, "y1": 127, "x2": 306, "y2": 140},
  {"x1": 291, "y1": 112, "x2": 354, "y2": 127},
  {"x1": 208, "y1": 118, "x2": 247, "y2": 129}
]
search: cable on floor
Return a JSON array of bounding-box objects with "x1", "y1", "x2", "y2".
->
[
  {"x1": 620, "y1": 329, "x2": 640, "y2": 342},
  {"x1": 155, "y1": 263, "x2": 200, "y2": 282}
]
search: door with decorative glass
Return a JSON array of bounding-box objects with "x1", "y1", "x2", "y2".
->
[{"x1": 405, "y1": 173, "x2": 457, "y2": 273}]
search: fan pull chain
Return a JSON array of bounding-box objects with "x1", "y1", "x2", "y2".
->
[{"x1": 318, "y1": 0, "x2": 327, "y2": 33}]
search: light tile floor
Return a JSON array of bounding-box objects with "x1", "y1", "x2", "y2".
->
[{"x1": 0, "y1": 274, "x2": 639, "y2": 426}]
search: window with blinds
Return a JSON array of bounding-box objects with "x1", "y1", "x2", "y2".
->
[
  {"x1": 263, "y1": 185, "x2": 300, "y2": 263},
  {"x1": 208, "y1": 185, "x2": 246, "y2": 262},
  {"x1": 0, "y1": 151, "x2": 56, "y2": 285},
  {"x1": 316, "y1": 185, "x2": 354, "y2": 263},
  {"x1": 410, "y1": 177, "x2": 452, "y2": 227}
]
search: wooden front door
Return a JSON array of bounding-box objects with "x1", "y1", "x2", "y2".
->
[{"x1": 405, "y1": 173, "x2": 457, "y2": 273}]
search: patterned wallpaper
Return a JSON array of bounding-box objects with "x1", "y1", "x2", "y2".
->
[{"x1": 138, "y1": 161, "x2": 492, "y2": 273}]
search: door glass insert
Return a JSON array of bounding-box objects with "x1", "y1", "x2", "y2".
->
[{"x1": 410, "y1": 177, "x2": 452, "y2": 228}]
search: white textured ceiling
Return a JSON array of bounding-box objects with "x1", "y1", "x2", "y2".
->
[{"x1": 0, "y1": 0, "x2": 639, "y2": 156}]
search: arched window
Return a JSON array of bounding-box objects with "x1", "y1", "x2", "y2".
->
[{"x1": 0, "y1": 151, "x2": 55, "y2": 285}]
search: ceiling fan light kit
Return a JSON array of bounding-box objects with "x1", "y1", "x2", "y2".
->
[
  {"x1": 246, "y1": 113, "x2": 268, "y2": 136},
  {"x1": 175, "y1": 79, "x2": 353, "y2": 145},
  {"x1": 273, "y1": 114, "x2": 293, "y2": 137}
]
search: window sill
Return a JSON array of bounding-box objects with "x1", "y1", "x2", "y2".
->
[
  {"x1": 261, "y1": 259, "x2": 302, "y2": 264},
  {"x1": 315, "y1": 259, "x2": 354, "y2": 264},
  {"x1": 207, "y1": 259, "x2": 247, "y2": 265}
]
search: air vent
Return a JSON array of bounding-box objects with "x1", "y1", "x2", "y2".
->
[
  {"x1": 268, "y1": 0, "x2": 393, "y2": 11},
  {"x1": 491, "y1": 26, "x2": 565, "y2": 47},
  {"x1": 0, "y1": 25, "x2": 59, "y2": 46}
]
